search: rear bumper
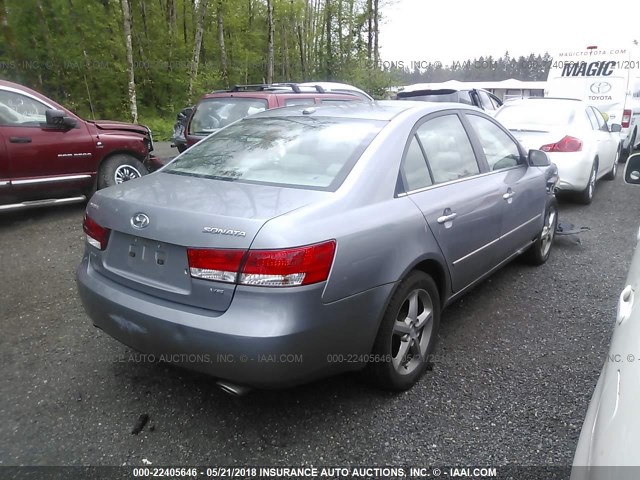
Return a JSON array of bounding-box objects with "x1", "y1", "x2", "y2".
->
[
  {"x1": 549, "y1": 152, "x2": 592, "y2": 192},
  {"x1": 76, "y1": 255, "x2": 393, "y2": 388}
]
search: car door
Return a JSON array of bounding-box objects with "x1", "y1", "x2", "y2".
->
[
  {"x1": 463, "y1": 112, "x2": 546, "y2": 259},
  {"x1": 0, "y1": 88, "x2": 96, "y2": 200},
  {"x1": 400, "y1": 112, "x2": 505, "y2": 292},
  {"x1": 0, "y1": 130, "x2": 10, "y2": 204},
  {"x1": 591, "y1": 106, "x2": 618, "y2": 175}
]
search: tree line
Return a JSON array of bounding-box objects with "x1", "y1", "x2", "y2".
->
[
  {"x1": 388, "y1": 51, "x2": 552, "y2": 84},
  {"x1": 0, "y1": 0, "x2": 390, "y2": 123}
]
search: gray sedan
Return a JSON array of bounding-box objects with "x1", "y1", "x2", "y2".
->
[{"x1": 76, "y1": 101, "x2": 558, "y2": 393}]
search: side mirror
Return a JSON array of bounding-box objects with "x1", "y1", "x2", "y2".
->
[
  {"x1": 528, "y1": 149, "x2": 551, "y2": 167},
  {"x1": 45, "y1": 109, "x2": 77, "y2": 129},
  {"x1": 610, "y1": 123, "x2": 622, "y2": 133},
  {"x1": 624, "y1": 153, "x2": 640, "y2": 184}
]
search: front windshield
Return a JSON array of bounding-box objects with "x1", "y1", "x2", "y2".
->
[{"x1": 166, "y1": 116, "x2": 385, "y2": 191}]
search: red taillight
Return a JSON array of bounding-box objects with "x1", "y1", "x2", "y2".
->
[
  {"x1": 186, "y1": 240, "x2": 337, "y2": 287},
  {"x1": 540, "y1": 136, "x2": 583, "y2": 153},
  {"x1": 187, "y1": 248, "x2": 245, "y2": 283},
  {"x1": 622, "y1": 109, "x2": 631, "y2": 129},
  {"x1": 83, "y1": 213, "x2": 110, "y2": 250},
  {"x1": 241, "y1": 240, "x2": 336, "y2": 287}
]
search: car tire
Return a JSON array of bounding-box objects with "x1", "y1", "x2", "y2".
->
[
  {"x1": 366, "y1": 271, "x2": 440, "y2": 391},
  {"x1": 620, "y1": 130, "x2": 637, "y2": 163},
  {"x1": 576, "y1": 161, "x2": 597, "y2": 205},
  {"x1": 523, "y1": 199, "x2": 558, "y2": 266},
  {"x1": 604, "y1": 148, "x2": 619, "y2": 181},
  {"x1": 98, "y1": 154, "x2": 148, "y2": 189}
]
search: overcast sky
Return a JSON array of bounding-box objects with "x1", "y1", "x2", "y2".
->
[{"x1": 379, "y1": 0, "x2": 640, "y2": 64}]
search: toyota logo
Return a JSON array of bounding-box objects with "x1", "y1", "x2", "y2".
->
[
  {"x1": 590, "y1": 82, "x2": 612, "y2": 94},
  {"x1": 131, "y1": 213, "x2": 150, "y2": 229}
]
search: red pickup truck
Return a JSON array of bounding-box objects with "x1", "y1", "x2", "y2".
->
[{"x1": 0, "y1": 80, "x2": 159, "y2": 212}]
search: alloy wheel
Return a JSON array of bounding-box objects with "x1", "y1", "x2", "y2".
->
[
  {"x1": 540, "y1": 207, "x2": 556, "y2": 258},
  {"x1": 588, "y1": 166, "x2": 596, "y2": 200},
  {"x1": 114, "y1": 165, "x2": 142, "y2": 184},
  {"x1": 391, "y1": 288, "x2": 434, "y2": 376}
]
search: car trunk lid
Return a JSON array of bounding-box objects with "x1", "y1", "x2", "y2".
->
[
  {"x1": 508, "y1": 125, "x2": 566, "y2": 152},
  {"x1": 86, "y1": 172, "x2": 329, "y2": 311}
]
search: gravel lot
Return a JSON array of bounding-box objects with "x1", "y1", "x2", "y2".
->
[{"x1": 1, "y1": 165, "x2": 638, "y2": 468}]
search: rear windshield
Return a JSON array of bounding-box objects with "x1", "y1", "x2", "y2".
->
[
  {"x1": 165, "y1": 116, "x2": 385, "y2": 191},
  {"x1": 495, "y1": 102, "x2": 576, "y2": 128},
  {"x1": 188, "y1": 98, "x2": 268, "y2": 135},
  {"x1": 397, "y1": 90, "x2": 469, "y2": 104}
]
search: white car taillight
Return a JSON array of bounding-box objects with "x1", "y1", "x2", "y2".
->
[{"x1": 540, "y1": 136, "x2": 583, "y2": 153}]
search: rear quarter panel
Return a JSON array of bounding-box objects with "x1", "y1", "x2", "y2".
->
[{"x1": 250, "y1": 110, "x2": 450, "y2": 304}]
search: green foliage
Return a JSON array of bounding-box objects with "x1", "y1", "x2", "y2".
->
[
  {"x1": 139, "y1": 116, "x2": 175, "y2": 142},
  {"x1": 1, "y1": 0, "x2": 388, "y2": 120}
]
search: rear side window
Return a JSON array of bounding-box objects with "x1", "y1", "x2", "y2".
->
[
  {"x1": 166, "y1": 116, "x2": 385, "y2": 191},
  {"x1": 466, "y1": 114, "x2": 523, "y2": 170},
  {"x1": 585, "y1": 107, "x2": 600, "y2": 130},
  {"x1": 457, "y1": 91, "x2": 474, "y2": 105},
  {"x1": 591, "y1": 107, "x2": 609, "y2": 132},
  {"x1": 415, "y1": 114, "x2": 480, "y2": 183},
  {"x1": 477, "y1": 90, "x2": 497, "y2": 111},
  {"x1": 188, "y1": 98, "x2": 268, "y2": 135},
  {"x1": 401, "y1": 136, "x2": 432, "y2": 191}
]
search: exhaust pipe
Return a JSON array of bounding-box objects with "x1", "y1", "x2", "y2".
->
[{"x1": 216, "y1": 380, "x2": 251, "y2": 397}]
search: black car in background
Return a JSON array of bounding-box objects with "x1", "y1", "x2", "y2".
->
[{"x1": 171, "y1": 106, "x2": 194, "y2": 153}]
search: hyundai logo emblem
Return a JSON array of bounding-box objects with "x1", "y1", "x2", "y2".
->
[
  {"x1": 131, "y1": 213, "x2": 150, "y2": 229},
  {"x1": 590, "y1": 81, "x2": 612, "y2": 94}
]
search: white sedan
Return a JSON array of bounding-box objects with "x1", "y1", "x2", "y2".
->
[{"x1": 494, "y1": 98, "x2": 621, "y2": 204}]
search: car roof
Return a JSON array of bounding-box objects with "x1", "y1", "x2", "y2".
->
[
  {"x1": 297, "y1": 81, "x2": 374, "y2": 100},
  {"x1": 199, "y1": 90, "x2": 358, "y2": 101},
  {"x1": 502, "y1": 97, "x2": 585, "y2": 106},
  {"x1": 247, "y1": 100, "x2": 478, "y2": 121}
]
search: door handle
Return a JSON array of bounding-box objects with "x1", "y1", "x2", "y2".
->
[
  {"x1": 503, "y1": 190, "x2": 515, "y2": 200},
  {"x1": 9, "y1": 136, "x2": 32, "y2": 143},
  {"x1": 617, "y1": 285, "x2": 634, "y2": 325},
  {"x1": 437, "y1": 213, "x2": 457, "y2": 224}
]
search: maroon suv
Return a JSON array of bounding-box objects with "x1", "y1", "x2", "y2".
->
[
  {"x1": 185, "y1": 84, "x2": 361, "y2": 148},
  {"x1": 0, "y1": 80, "x2": 159, "y2": 212}
]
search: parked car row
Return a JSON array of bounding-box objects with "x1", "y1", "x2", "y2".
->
[
  {"x1": 3, "y1": 74, "x2": 638, "y2": 468},
  {"x1": 397, "y1": 84, "x2": 624, "y2": 205},
  {"x1": 0, "y1": 80, "x2": 159, "y2": 212},
  {"x1": 171, "y1": 82, "x2": 373, "y2": 153}
]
